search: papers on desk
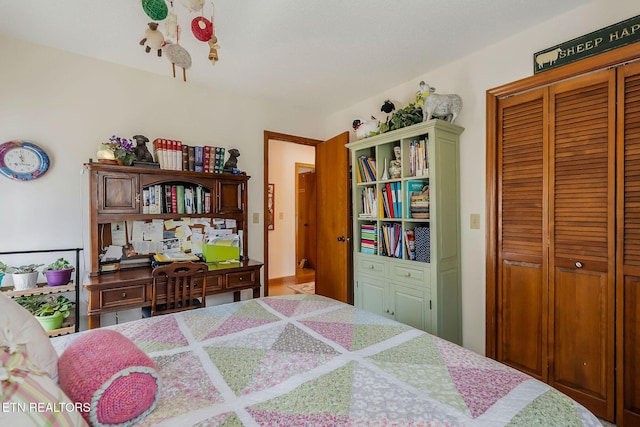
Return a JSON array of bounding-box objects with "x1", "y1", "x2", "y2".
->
[{"x1": 153, "y1": 251, "x2": 200, "y2": 263}]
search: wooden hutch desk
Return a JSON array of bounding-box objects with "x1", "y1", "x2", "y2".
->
[{"x1": 84, "y1": 162, "x2": 263, "y2": 329}]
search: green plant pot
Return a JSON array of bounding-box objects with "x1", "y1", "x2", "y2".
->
[{"x1": 36, "y1": 311, "x2": 64, "y2": 331}]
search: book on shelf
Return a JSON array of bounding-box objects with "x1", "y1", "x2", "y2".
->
[
  {"x1": 359, "y1": 187, "x2": 377, "y2": 218},
  {"x1": 406, "y1": 180, "x2": 429, "y2": 219},
  {"x1": 414, "y1": 226, "x2": 431, "y2": 262},
  {"x1": 379, "y1": 223, "x2": 402, "y2": 258},
  {"x1": 360, "y1": 224, "x2": 377, "y2": 255},
  {"x1": 404, "y1": 229, "x2": 416, "y2": 260},
  {"x1": 357, "y1": 156, "x2": 377, "y2": 182},
  {"x1": 408, "y1": 138, "x2": 429, "y2": 177}
]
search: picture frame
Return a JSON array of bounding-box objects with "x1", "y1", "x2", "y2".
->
[{"x1": 267, "y1": 184, "x2": 275, "y2": 230}]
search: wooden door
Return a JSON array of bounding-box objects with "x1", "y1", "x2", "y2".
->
[
  {"x1": 297, "y1": 169, "x2": 317, "y2": 269},
  {"x1": 496, "y1": 88, "x2": 549, "y2": 381},
  {"x1": 315, "y1": 132, "x2": 352, "y2": 303},
  {"x1": 617, "y1": 61, "x2": 640, "y2": 426},
  {"x1": 548, "y1": 69, "x2": 615, "y2": 420}
]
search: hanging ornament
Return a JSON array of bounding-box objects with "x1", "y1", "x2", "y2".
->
[
  {"x1": 142, "y1": 0, "x2": 168, "y2": 21},
  {"x1": 179, "y1": 0, "x2": 204, "y2": 12},
  {"x1": 191, "y1": 16, "x2": 213, "y2": 42},
  {"x1": 164, "y1": 11, "x2": 179, "y2": 39}
]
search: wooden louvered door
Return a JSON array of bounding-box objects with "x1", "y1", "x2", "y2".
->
[
  {"x1": 618, "y1": 61, "x2": 640, "y2": 426},
  {"x1": 548, "y1": 69, "x2": 615, "y2": 420},
  {"x1": 496, "y1": 88, "x2": 549, "y2": 381}
]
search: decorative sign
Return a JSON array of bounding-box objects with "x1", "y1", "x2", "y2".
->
[
  {"x1": 267, "y1": 184, "x2": 275, "y2": 230},
  {"x1": 534, "y1": 14, "x2": 640, "y2": 74}
]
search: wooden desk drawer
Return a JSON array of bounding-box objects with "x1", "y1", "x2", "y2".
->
[
  {"x1": 100, "y1": 285, "x2": 146, "y2": 309},
  {"x1": 206, "y1": 273, "x2": 224, "y2": 291},
  {"x1": 226, "y1": 270, "x2": 256, "y2": 289}
]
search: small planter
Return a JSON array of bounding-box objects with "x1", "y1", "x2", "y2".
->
[
  {"x1": 36, "y1": 311, "x2": 64, "y2": 331},
  {"x1": 12, "y1": 272, "x2": 38, "y2": 290},
  {"x1": 44, "y1": 268, "x2": 73, "y2": 286}
]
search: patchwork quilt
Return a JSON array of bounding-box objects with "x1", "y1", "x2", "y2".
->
[{"x1": 55, "y1": 295, "x2": 601, "y2": 426}]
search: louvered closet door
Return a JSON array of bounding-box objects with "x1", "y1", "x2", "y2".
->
[
  {"x1": 618, "y1": 61, "x2": 640, "y2": 426},
  {"x1": 496, "y1": 88, "x2": 548, "y2": 381},
  {"x1": 549, "y1": 69, "x2": 615, "y2": 420}
]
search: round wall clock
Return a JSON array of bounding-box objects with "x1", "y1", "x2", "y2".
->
[{"x1": 0, "y1": 141, "x2": 50, "y2": 181}]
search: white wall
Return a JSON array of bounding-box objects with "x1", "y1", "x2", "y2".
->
[
  {"x1": 0, "y1": 36, "x2": 325, "y2": 326},
  {"x1": 325, "y1": 0, "x2": 639, "y2": 354},
  {"x1": 267, "y1": 140, "x2": 315, "y2": 279}
]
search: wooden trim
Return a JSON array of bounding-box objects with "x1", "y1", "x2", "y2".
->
[
  {"x1": 263, "y1": 131, "x2": 321, "y2": 296},
  {"x1": 486, "y1": 40, "x2": 640, "y2": 362}
]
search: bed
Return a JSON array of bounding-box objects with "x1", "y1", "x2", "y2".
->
[{"x1": 11, "y1": 294, "x2": 602, "y2": 426}]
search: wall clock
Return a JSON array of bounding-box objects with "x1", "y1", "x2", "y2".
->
[{"x1": 0, "y1": 140, "x2": 50, "y2": 181}]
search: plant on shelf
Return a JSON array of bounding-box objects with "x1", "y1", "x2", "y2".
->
[
  {"x1": 7, "y1": 264, "x2": 44, "y2": 291},
  {"x1": 42, "y1": 258, "x2": 75, "y2": 286},
  {"x1": 96, "y1": 135, "x2": 136, "y2": 166},
  {"x1": 379, "y1": 102, "x2": 423, "y2": 133},
  {"x1": 15, "y1": 295, "x2": 75, "y2": 331}
]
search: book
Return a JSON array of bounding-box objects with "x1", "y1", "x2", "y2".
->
[
  {"x1": 188, "y1": 146, "x2": 195, "y2": 171},
  {"x1": 195, "y1": 146, "x2": 204, "y2": 172},
  {"x1": 414, "y1": 226, "x2": 431, "y2": 262},
  {"x1": 406, "y1": 180, "x2": 429, "y2": 219},
  {"x1": 182, "y1": 144, "x2": 189, "y2": 171},
  {"x1": 164, "y1": 184, "x2": 172, "y2": 213},
  {"x1": 176, "y1": 185, "x2": 185, "y2": 214}
]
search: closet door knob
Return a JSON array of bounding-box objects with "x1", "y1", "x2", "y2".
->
[{"x1": 575, "y1": 261, "x2": 583, "y2": 268}]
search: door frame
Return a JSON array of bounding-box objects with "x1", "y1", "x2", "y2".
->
[{"x1": 263, "y1": 131, "x2": 321, "y2": 296}]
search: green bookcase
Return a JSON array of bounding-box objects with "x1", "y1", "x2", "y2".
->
[{"x1": 346, "y1": 119, "x2": 463, "y2": 344}]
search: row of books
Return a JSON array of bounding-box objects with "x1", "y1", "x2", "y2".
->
[
  {"x1": 152, "y1": 139, "x2": 226, "y2": 173},
  {"x1": 359, "y1": 225, "x2": 430, "y2": 262},
  {"x1": 359, "y1": 187, "x2": 378, "y2": 218},
  {"x1": 356, "y1": 156, "x2": 377, "y2": 182},
  {"x1": 381, "y1": 182, "x2": 402, "y2": 218},
  {"x1": 408, "y1": 138, "x2": 429, "y2": 177},
  {"x1": 379, "y1": 223, "x2": 403, "y2": 258},
  {"x1": 360, "y1": 224, "x2": 377, "y2": 255},
  {"x1": 406, "y1": 180, "x2": 430, "y2": 219},
  {"x1": 143, "y1": 184, "x2": 212, "y2": 215}
]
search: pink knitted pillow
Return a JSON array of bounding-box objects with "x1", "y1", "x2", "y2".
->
[{"x1": 58, "y1": 329, "x2": 161, "y2": 427}]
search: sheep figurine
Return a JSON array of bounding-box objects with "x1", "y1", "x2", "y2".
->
[
  {"x1": 139, "y1": 22, "x2": 164, "y2": 57},
  {"x1": 417, "y1": 81, "x2": 462, "y2": 123},
  {"x1": 352, "y1": 116, "x2": 380, "y2": 139},
  {"x1": 163, "y1": 40, "x2": 192, "y2": 82}
]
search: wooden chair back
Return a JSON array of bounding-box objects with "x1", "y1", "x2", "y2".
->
[{"x1": 151, "y1": 262, "x2": 208, "y2": 316}]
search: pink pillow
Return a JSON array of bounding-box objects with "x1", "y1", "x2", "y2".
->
[{"x1": 58, "y1": 329, "x2": 161, "y2": 427}]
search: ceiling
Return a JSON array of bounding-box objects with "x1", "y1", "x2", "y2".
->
[{"x1": 0, "y1": 0, "x2": 589, "y2": 114}]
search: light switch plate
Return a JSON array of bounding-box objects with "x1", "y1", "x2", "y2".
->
[
  {"x1": 470, "y1": 213, "x2": 481, "y2": 229},
  {"x1": 252, "y1": 212, "x2": 259, "y2": 223}
]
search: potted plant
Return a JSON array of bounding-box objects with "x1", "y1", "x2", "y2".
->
[
  {"x1": 42, "y1": 258, "x2": 75, "y2": 286},
  {"x1": 7, "y1": 264, "x2": 44, "y2": 291},
  {"x1": 15, "y1": 295, "x2": 75, "y2": 331}
]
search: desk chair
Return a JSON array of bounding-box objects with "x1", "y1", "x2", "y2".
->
[{"x1": 151, "y1": 262, "x2": 208, "y2": 316}]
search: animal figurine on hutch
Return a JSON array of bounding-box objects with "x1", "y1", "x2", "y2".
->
[
  {"x1": 417, "y1": 81, "x2": 462, "y2": 123},
  {"x1": 131, "y1": 134, "x2": 158, "y2": 167},
  {"x1": 352, "y1": 116, "x2": 380, "y2": 139},
  {"x1": 223, "y1": 148, "x2": 242, "y2": 174}
]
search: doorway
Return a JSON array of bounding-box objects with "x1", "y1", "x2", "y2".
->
[{"x1": 264, "y1": 132, "x2": 320, "y2": 296}]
